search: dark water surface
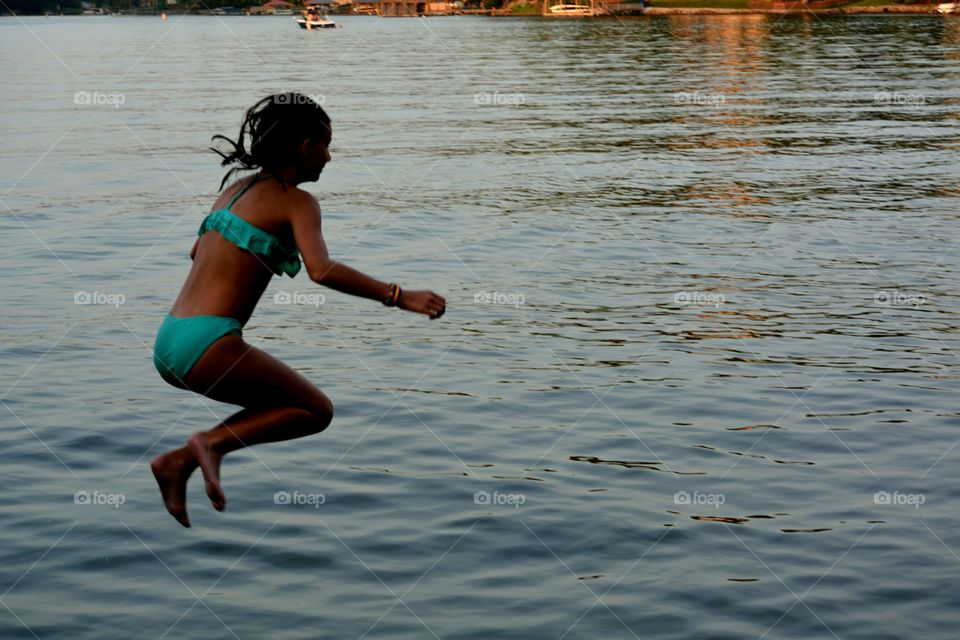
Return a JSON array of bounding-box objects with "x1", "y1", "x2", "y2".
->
[{"x1": 2, "y1": 12, "x2": 960, "y2": 639}]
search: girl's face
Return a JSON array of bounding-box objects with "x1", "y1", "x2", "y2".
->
[{"x1": 300, "y1": 127, "x2": 332, "y2": 182}]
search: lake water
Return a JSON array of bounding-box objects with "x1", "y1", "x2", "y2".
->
[{"x1": 2, "y1": 12, "x2": 960, "y2": 639}]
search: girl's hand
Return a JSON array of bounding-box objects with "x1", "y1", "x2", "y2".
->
[{"x1": 398, "y1": 290, "x2": 446, "y2": 319}]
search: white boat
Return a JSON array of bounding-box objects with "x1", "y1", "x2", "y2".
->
[
  {"x1": 548, "y1": 3, "x2": 595, "y2": 14},
  {"x1": 937, "y1": 2, "x2": 959, "y2": 13},
  {"x1": 295, "y1": 14, "x2": 337, "y2": 27}
]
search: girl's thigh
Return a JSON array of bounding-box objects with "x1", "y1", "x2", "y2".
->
[{"x1": 185, "y1": 335, "x2": 333, "y2": 417}]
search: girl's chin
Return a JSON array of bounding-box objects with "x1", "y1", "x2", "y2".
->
[{"x1": 296, "y1": 170, "x2": 322, "y2": 183}]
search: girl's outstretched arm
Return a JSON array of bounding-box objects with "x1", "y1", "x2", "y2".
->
[{"x1": 290, "y1": 194, "x2": 446, "y2": 319}]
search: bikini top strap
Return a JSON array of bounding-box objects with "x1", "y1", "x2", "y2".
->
[{"x1": 226, "y1": 174, "x2": 267, "y2": 209}]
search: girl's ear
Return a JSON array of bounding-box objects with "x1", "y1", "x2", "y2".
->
[{"x1": 299, "y1": 138, "x2": 313, "y2": 159}]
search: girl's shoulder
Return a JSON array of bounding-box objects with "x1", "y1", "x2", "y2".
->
[
  {"x1": 285, "y1": 185, "x2": 321, "y2": 214},
  {"x1": 271, "y1": 187, "x2": 321, "y2": 234}
]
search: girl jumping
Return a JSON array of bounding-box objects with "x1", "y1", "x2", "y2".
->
[{"x1": 151, "y1": 93, "x2": 446, "y2": 527}]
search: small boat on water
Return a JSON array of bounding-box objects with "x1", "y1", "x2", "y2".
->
[
  {"x1": 295, "y1": 14, "x2": 337, "y2": 27},
  {"x1": 548, "y1": 3, "x2": 596, "y2": 15},
  {"x1": 937, "y1": 2, "x2": 959, "y2": 13}
]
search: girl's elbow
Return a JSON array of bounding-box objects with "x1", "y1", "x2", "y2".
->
[{"x1": 307, "y1": 261, "x2": 333, "y2": 284}]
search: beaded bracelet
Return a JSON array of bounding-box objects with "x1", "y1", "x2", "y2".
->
[{"x1": 383, "y1": 283, "x2": 402, "y2": 307}]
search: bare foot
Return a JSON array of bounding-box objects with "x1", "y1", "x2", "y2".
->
[
  {"x1": 150, "y1": 447, "x2": 197, "y2": 528},
  {"x1": 187, "y1": 431, "x2": 226, "y2": 511}
]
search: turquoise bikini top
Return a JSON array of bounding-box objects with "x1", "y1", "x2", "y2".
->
[{"x1": 198, "y1": 175, "x2": 302, "y2": 278}]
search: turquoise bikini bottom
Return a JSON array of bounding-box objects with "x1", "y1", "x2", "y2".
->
[{"x1": 153, "y1": 314, "x2": 242, "y2": 387}]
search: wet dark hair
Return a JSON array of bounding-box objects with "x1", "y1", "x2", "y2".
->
[{"x1": 211, "y1": 92, "x2": 331, "y2": 190}]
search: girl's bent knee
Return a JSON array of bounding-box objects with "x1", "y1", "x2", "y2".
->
[{"x1": 310, "y1": 397, "x2": 334, "y2": 433}]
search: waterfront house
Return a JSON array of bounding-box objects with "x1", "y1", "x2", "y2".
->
[
  {"x1": 305, "y1": 0, "x2": 343, "y2": 9},
  {"x1": 351, "y1": 0, "x2": 458, "y2": 14},
  {"x1": 250, "y1": 0, "x2": 296, "y2": 13}
]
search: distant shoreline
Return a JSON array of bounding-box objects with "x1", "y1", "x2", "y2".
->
[
  {"x1": 2, "y1": 6, "x2": 944, "y2": 16},
  {"x1": 643, "y1": 5, "x2": 939, "y2": 12}
]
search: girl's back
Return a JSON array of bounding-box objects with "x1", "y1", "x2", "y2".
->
[{"x1": 171, "y1": 178, "x2": 306, "y2": 324}]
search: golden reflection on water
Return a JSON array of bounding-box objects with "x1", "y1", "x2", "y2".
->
[
  {"x1": 666, "y1": 16, "x2": 778, "y2": 217},
  {"x1": 679, "y1": 181, "x2": 774, "y2": 218},
  {"x1": 941, "y1": 19, "x2": 960, "y2": 192}
]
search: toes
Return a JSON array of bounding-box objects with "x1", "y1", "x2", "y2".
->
[
  {"x1": 207, "y1": 483, "x2": 227, "y2": 511},
  {"x1": 186, "y1": 433, "x2": 228, "y2": 513},
  {"x1": 169, "y1": 507, "x2": 191, "y2": 528}
]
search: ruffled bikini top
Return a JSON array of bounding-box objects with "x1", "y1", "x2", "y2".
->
[{"x1": 198, "y1": 176, "x2": 302, "y2": 278}]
